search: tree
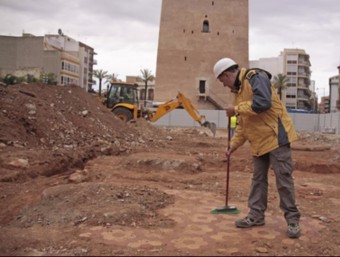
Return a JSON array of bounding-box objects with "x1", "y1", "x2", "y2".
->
[
  {"x1": 273, "y1": 73, "x2": 288, "y2": 101},
  {"x1": 26, "y1": 74, "x2": 39, "y2": 83},
  {"x1": 94, "y1": 69, "x2": 108, "y2": 96},
  {"x1": 46, "y1": 73, "x2": 57, "y2": 85},
  {"x1": 139, "y1": 68, "x2": 155, "y2": 107},
  {"x1": 40, "y1": 73, "x2": 56, "y2": 85}
]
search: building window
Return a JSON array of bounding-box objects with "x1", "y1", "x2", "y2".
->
[
  {"x1": 148, "y1": 89, "x2": 154, "y2": 100},
  {"x1": 61, "y1": 75, "x2": 79, "y2": 86},
  {"x1": 287, "y1": 54, "x2": 298, "y2": 61},
  {"x1": 199, "y1": 80, "x2": 206, "y2": 94},
  {"x1": 202, "y1": 20, "x2": 209, "y2": 33},
  {"x1": 61, "y1": 61, "x2": 79, "y2": 74},
  {"x1": 140, "y1": 89, "x2": 146, "y2": 100},
  {"x1": 287, "y1": 65, "x2": 297, "y2": 73}
]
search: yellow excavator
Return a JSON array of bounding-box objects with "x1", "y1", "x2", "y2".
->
[{"x1": 100, "y1": 82, "x2": 216, "y2": 136}]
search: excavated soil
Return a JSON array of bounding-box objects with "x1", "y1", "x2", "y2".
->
[{"x1": 0, "y1": 83, "x2": 340, "y2": 256}]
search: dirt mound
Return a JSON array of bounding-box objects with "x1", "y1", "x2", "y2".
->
[{"x1": 0, "y1": 83, "x2": 151, "y2": 181}]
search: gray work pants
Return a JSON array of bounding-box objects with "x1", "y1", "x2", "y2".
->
[{"x1": 248, "y1": 144, "x2": 301, "y2": 224}]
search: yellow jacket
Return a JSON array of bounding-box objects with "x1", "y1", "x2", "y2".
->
[{"x1": 231, "y1": 68, "x2": 298, "y2": 156}]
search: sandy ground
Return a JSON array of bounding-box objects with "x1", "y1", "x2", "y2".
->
[{"x1": 1, "y1": 83, "x2": 340, "y2": 256}]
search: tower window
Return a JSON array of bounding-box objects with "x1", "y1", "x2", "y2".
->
[
  {"x1": 199, "y1": 80, "x2": 206, "y2": 94},
  {"x1": 202, "y1": 20, "x2": 209, "y2": 33}
]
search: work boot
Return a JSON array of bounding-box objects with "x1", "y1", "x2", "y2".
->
[
  {"x1": 235, "y1": 216, "x2": 265, "y2": 228},
  {"x1": 287, "y1": 223, "x2": 301, "y2": 238}
]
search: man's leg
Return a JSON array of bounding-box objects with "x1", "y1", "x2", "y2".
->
[
  {"x1": 247, "y1": 154, "x2": 270, "y2": 220},
  {"x1": 270, "y1": 145, "x2": 300, "y2": 223},
  {"x1": 270, "y1": 145, "x2": 301, "y2": 238},
  {"x1": 235, "y1": 153, "x2": 269, "y2": 228}
]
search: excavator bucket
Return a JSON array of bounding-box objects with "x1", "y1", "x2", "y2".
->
[{"x1": 203, "y1": 121, "x2": 217, "y2": 137}]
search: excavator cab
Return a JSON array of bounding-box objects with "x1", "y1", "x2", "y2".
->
[
  {"x1": 105, "y1": 82, "x2": 139, "y2": 122},
  {"x1": 106, "y1": 83, "x2": 138, "y2": 107}
]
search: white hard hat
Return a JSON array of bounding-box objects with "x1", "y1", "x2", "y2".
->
[{"x1": 213, "y1": 58, "x2": 237, "y2": 78}]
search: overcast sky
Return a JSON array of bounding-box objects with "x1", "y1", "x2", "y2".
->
[{"x1": 0, "y1": 0, "x2": 339, "y2": 97}]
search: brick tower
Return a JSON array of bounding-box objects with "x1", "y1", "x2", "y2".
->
[{"x1": 155, "y1": 0, "x2": 249, "y2": 109}]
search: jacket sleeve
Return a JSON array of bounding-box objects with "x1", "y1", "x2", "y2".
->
[
  {"x1": 235, "y1": 71, "x2": 272, "y2": 115},
  {"x1": 249, "y1": 72, "x2": 272, "y2": 113}
]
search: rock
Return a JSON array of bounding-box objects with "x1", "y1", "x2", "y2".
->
[
  {"x1": 68, "y1": 169, "x2": 89, "y2": 183},
  {"x1": 9, "y1": 158, "x2": 29, "y2": 168},
  {"x1": 255, "y1": 247, "x2": 268, "y2": 253}
]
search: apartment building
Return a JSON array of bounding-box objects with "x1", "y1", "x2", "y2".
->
[
  {"x1": 0, "y1": 31, "x2": 97, "y2": 92},
  {"x1": 329, "y1": 75, "x2": 340, "y2": 113},
  {"x1": 309, "y1": 80, "x2": 318, "y2": 112},
  {"x1": 319, "y1": 96, "x2": 330, "y2": 113},
  {"x1": 250, "y1": 48, "x2": 313, "y2": 112},
  {"x1": 155, "y1": 0, "x2": 248, "y2": 110}
]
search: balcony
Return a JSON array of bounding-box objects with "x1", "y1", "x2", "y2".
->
[
  {"x1": 298, "y1": 60, "x2": 310, "y2": 66},
  {"x1": 298, "y1": 72, "x2": 310, "y2": 78}
]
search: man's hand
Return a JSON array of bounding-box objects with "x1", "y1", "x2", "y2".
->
[
  {"x1": 225, "y1": 106, "x2": 236, "y2": 117},
  {"x1": 225, "y1": 146, "x2": 236, "y2": 157}
]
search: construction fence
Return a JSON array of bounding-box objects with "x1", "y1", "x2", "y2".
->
[{"x1": 152, "y1": 109, "x2": 340, "y2": 135}]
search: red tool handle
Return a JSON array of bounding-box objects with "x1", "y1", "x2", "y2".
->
[
  {"x1": 225, "y1": 116, "x2": 231, "y2": 206},
  {"x1": 227, "y1": 116, "x2": 231, "y2": 150}
]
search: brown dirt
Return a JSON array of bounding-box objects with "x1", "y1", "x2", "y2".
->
[{"x1": 0, "y1": 83, "x2": 340, "y2": 256}]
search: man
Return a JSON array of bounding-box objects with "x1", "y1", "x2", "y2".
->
[{"x1": 213, "y1": 57, "x2": 301, "y2": 239}]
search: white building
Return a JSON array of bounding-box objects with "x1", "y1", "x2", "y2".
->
[{"x1": 250, "y1": 48, "x2": 313, "y2": 111}]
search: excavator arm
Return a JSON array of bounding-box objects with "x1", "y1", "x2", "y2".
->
[{"x1": 146, "y1": 92, "x2": 216, "y2": 136}]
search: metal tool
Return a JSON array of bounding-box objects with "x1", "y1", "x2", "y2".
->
[{"x1": 211, "y1": 116, "x2": 239, "y2": 214}]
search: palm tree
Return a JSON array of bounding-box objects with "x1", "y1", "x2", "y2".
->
[
  {"x1": 273, "y1": 73, "x2": 288, "y2": 101},
  {"x1": 93, "y1": 69, "x2": 108, "y2": 96},
  {"x1": 106, "y1": 73, "x2": 120, "y2": 92},
  {"x1": 106, "y1": 73, "x2": 120, "y2": 82},
  {"x1": 139, "y1": 68, "x2": 155, "y2": 107}
]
